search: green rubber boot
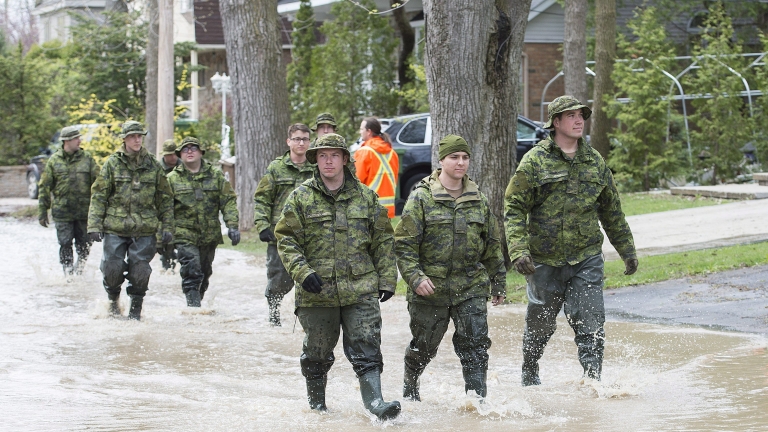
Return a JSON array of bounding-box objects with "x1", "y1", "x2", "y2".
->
[
  {"x1": 403, "y1": 365, "x2": 421, "y2": 401},
  {"x1": 359, "y1": 371, "x2": 401, "y2": 421},
  {"x1": 128, "y1": 296, "x2": 143, "y2": 321},
  {"x1": 463, "y1": 368, "x2": 487, "y2": 398},
  {"x1": 306, "y1": 376, "x2": 327, "y2": 411}
]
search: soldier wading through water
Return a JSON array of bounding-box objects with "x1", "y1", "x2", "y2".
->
[
  {"x1": 157, "y1": 138, "x2": 182, "y2": 272},
  {"x1": 275, "y1": 133, "x2": 401, "y2": 420}
]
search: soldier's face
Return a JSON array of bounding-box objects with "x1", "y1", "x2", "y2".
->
[
  {"x1": 287, "y1": 130, "x2": 310, "y2": 157},
  {"x1": 316, "y1": 149, "x2": 347, "y2": 181},
  {"x1": 552, "y1": 109, "x2": 584, "y2": 140},
  {"x1": 163, "y1": 154, "x2": 178, "y2": 166},
  {"x1": 316, "y1": 124, "x2": 335, "y2": 137},
  {"x1": 62, "y1": 137, "x2": 81, "y2": 153},
  {"x1": 180, "y1": 144, "x2": 202, "y2": 165},
  {"x1": 124, "y1": 134, "x2": 144, "y2": 154},
  {"x1": 439, "y1": 151, "x2": 470, "y2": 181}
]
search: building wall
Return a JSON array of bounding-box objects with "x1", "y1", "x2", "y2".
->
[
  {"x1": 0, "y1": 166, "x2": 29, "y2": 198},
  {"x1": 523, "y1": 42, "x2": 564, "y2": 123},
  {"x1": 525, "y1": 1, "x2": 564, "y2": 43}
]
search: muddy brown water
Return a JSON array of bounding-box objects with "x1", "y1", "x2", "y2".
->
[{"x1": 2, "y1": 218, "x2": 766, "y2": 431}]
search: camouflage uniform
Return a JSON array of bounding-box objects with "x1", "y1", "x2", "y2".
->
[
  {"x1": 275, "y1": 133, "x2": 399, "y2": 419},
  {"x1": 253, "y1": 151, "x2": 314, "y2": 325},
  {"x1": 158, "y1": 139, "x2": 181, "y2": 271},
  {"x1": 395, "y1": 169, "x2": 506, "y2": 398},
  {"x1": 505, "y1": 96, "x2": 636, "y2": 383},
  {"x1": 88, "y1": 123, "x2": 174, "y2": 305},
  {"x1": 38, "y1": 126, "x2": 100, "y2": 275},
  {"x1": 168, "y1": 158, "x2": 238, "y2": 303},
  {"x1": 310, "y1": 112, "x2": 357, "y2": 176}
]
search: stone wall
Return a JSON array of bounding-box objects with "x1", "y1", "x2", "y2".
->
[{"x1": 0, "y1": 166, "x2": 29, "y2": 198}]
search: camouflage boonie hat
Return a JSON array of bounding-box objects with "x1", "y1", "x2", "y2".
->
[
  {"x1": 543, "y1": 95, "x2": 592, "y2": 129},
  {"x1": 305, "y1": 133, "x2": 349, "y2": 164},
  {"x1": 310, "y1": 112, "x2": 337, "y2": 132},
  {"x1": 176, "y1": 136, "x2": 205, "y2": 155},
  {"x1": 119, "y1": 120, "x2": 148, "y2": 139},
  {"x1": 162, "y1": 139, "x2": 177, "y2": 156},
  {"x1": 59, "y1": 125, "x2": 81, "y2": 142}
]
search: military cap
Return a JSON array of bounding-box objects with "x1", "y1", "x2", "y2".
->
[
  {"x1": 543, "y1": 95, "x2": 592, "y2": 129},
  {"x1": 438, "y1": 135, "x2": 471, "y2": 160},
  {"x1": 310, "y1": 112, "x2": 337, "y2": 132},
  {"x1": 59, "y1": 125, "x2": 81, "y2": 142},
  {"x1": 119, "y1": 120, "x2": 148, "y2": 138},
  {"x1": 161, "y1": 139, "x2": 177, "y2": 156},
  {"x1": 176, "y1": 136, "x2": 205, "y2": 155},
  {"x1": 306, "y1": 133, "x2": 349, "y2": 164}
]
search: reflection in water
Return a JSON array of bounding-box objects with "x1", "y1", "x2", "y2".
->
[{"x1": 1, "y1": 218, "x2": 767, "y2": 430}]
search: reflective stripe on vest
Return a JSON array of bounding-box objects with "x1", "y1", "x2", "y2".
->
[{"x1": 367, "y1": 149, "x2": 396, "y2": 195}]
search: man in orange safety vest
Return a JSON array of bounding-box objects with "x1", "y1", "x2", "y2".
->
[{"x1": 355, "y1": 117, "x2": 399, "y2": 218}]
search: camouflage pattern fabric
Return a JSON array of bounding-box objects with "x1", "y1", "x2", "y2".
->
[
  {"x1": 395, "y1": 170, "x2": 506, "y2": 306},
  {"x1": 38, "y1": 148, "x2": 99, "y2": 222},
  {"x1": 59, "y1": 125, "x2": 81, "y2": 141},
  {"x1": 310, "y1": 112, "x2": 337, "y2": 131},
  {"x1": 167, "y1": 160, "x2": 239, "y2": 246},
  {"x1": 100, "y1": 234, "x2": 156, "y2": 298},
  {"x1": 176, "y1": 243, "x2": 216, "y2": 297},
  {"x1": 160, "y1": 157, "x2": 181, "y2": 174},
  {"x1": 88, "y1": 145, "x2": 174, "y2": 237},
  {"x1": 55, "y1": 220, "x2": 90, "y2": 273},
  {"x1": 543, "y1": 95, "x2": 592, "y2": 129},
  {"x1": 274, "y1": 168, "x2": 396, "y2": 308},
  {"x1": 253, "y1": 151, "x2": 315, "y2": 238},
  {"x1": 504, "y1": 136, "x2": 636, "y2": 267}
]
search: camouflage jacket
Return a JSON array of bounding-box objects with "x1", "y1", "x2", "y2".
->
[
  {"x1": 275, "y1": 168, "x2": 396, "y2": 308},
  {"x1": 395, "y1": 170, "x2": 506, "y2": 306},
  {"x1": 253, "y1": 151, "x2": 315, "y2": 241},
  {"x1": 504, "y1": 137, "x2": 636, "y2": 266},
  {"x1": 167, "y1": 160, "x2": 238, "y2": 246},
  {"x1": 38, "y1": 148, "x2": 99, "y2": 222},
  {"x1": 160, "y1": 158, "x2": 182, "y2": 174},
  {"x1": 87, "y1": 146, "x2": 174, "y2": 237}
]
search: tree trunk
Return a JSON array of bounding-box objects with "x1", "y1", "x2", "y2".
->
[
  {"x1": 391, "y1": 0, "x2": 415, "y2": 114},
  {"x1": 591, "y1": 0, "x2": 615, "y2": 158},
  {"x1": 144, "y1": 0, "x2": 159, "y2": 155},
  {"x1": 563, "y1": 0, "x2": 588, "y2": 104},
  {"x1": 219, "y1": 0, "x2": 290, "y2": 231},
  {"x1": 424, "y1": 0, "x2": 532, "y2": 222}
]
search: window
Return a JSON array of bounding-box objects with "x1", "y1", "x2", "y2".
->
[
  {"x1": 398, "y1": 117, "x2": 428, "y2": 145},
  {"x1": 516, "y1": 120, "x2": 537, "y2": 141}
]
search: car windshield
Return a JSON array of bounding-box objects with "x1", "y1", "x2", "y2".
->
[{"x1": 517, "y1": 120, "x2": 538, "y2": 141}]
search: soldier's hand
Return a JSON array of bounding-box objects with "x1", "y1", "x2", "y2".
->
[
  {"x1": 378, "y1": 290, "x2": 394, "y2": 302},
  {"x1": 228, "y1": 228, "x2": 241, "y2": 246},
  {"x1": 513, "y1": 256, "x2": 536, "y2": 275},
  {"x1": 161, "y1": 231, "x2": 173, "y2": 245},
  {"x1": 39, "y1": 216, "x2": 48, "y2": 228},
  {"x1": 491, "y1": 295, "x2": 505, "y2": 306},
  {"x1": 624, "y1": 258, "x2": 639, "y2": 276},
  {"x1": 259, "y1": 228, "x2": 277, "y2": 243},
  {"x1": 302, "y1": 273, "x2": 323, "y2": 294},
  {"x1": 88, "y1": 232, "x2": 103, "y2": 242},
  {"x1": 414, "y1": 278, "x2": 435, "y2": 296}
]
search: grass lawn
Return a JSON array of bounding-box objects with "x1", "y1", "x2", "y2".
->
[{"x1": 619, "y1": 192, "x2": 728, "y2": 217}]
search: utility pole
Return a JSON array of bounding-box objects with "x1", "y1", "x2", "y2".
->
[{"x1": 156, "y1": 0, "x2": 174, "y2": 157}]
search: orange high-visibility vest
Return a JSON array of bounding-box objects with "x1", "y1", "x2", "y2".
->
[{"x1": 355, "y1": 136, "x2": 399, "y2": 218}]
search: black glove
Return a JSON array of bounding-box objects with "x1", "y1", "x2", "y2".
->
[
  {"x1": 378, "y1": 290, "x2": 394, "y2": 302},
  {"x1": 161, "y1": 231, "x2": 173, "y2": 245},
  {"x1": 513, "y1": 256, "x2": 536, "y2": 275},
  {"x1": 259, "y1": 228, "x2": 277, "y2": 243},
  {"x1": 624, "y1": 258, "x2": 639, "y2": 276},
  {"x1": 88, "y1": 232, "x2": 103, "y2": 242},
  {"x1": 228, "y1": 228, "x2": 241, "y2": 246},
  {"x1": 301, "y1": 273, "x2": 323, "y2": 294}
]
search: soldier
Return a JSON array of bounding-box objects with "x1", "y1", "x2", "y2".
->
[
  {"x1": 275, "y1": 133, "x2": 401, "y2": 420},
  {"x1": 253, "y1": 123, "x2": 314, "y2": 326},
  {"x1": 355, "y1": 117, "x2": 399, "y2": 218},
  {"x1": 87, "y1": 121, "x2": 174, "y2": 320},
  {"x1": 158, "y1": 138, "x2": 181, "y2": 272},
  {"x1": 504, "y1": 95, "x2": 638, "y2": 386},
  {"x1": 394, "y1": 135, "x2": 506, "y2": 401},
  {"x1": 167, "y1": 137, "x2": 239, "y2": 307},
  {"x1": 38, "y1": 125, "x2": 100, "y2": 276},
  {"x1": 310, "y1": 112, "x2": 337, "y2": 138}
]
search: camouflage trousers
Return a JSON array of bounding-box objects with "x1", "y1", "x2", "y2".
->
[
  {"x1": 523, "y1": 253, "x2": 605, "y2": 375},
  {"x1": 100, "y1": 234, "x2": 156, "y2": 300},
  {"x1": 297, "y1": 295, "x2": 384, "y2": 380},
  {"x1": 55, "y1": 220, "x2": 91, "y2": 273},
  {"x1": 176, "y1": 243, "x2": 217, "y2": 298},
  {"x1": 404, "y1": 296, "x2": 491, "y2": 377}
]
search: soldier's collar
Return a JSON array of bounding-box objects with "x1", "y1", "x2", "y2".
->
[{"x1": 429, "y1": 170, "x2": 479, "y2": 203}]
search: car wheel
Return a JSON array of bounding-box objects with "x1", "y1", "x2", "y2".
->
[
  {"x1": 27, "y1": 172, "x2": 39, "y2": 199},
  {"x1": 402, "y1": 172, "x2": 430, "y2": 201}
]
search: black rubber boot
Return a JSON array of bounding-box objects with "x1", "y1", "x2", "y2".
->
[
  {"x1": 306, "y1": 376, "x2": 327, "y2": 411},
  {"x1": 521, "y1": 361, "x2": 541, "y2": 386},
  {"x1": 463, "y1": 368, "x2": 487, "y2": 398},
  {"x1": 128, "y1": 296, "x2": 143, "y2": 320},
  {"x1": 403, "y1": 365, "x2": 421, "y2": 401},
  {"x1": 267, "y1": 296, "x2": 281, "y2": 326},
  {"x1": 582, "y1": 359, "x2": 602, "y2": 381},
  {"x1": 107, "y1": 293, "x2": 121, "y2": 316},
  {"x1": 522, "y1": 333, "x2": 547, "y2": 386},
  {"x1": 359, "y1": 371, "x2": 401, "y2": 421},
  {"x1": 185, "y1": 290, "x2": 201, "y2": 307}
]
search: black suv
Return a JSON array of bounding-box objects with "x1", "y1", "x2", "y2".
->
[{"x1": 383, "y1": 113, "x2": 549, "y2": 211}]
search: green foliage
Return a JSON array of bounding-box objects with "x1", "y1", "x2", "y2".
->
[
  {"x1": 396, "y1": 63, "x2": 429, "y2": 113},
  {"x1": 286, "y1": 0, "x2": 316, "y2": 126},
  {"x1": 686, "y1": 4, "x2": 754, "y2": 185},
  {"x1": 619, "y1": 192, "x2": 726, "y2": 217},
  {"x1": 0, "y1": 43, "x2": 58, "y2": 165},
  {"x1": 608, "y1": 7, "x2": 686, "y2": 191},
  {"x1": 67, "y1": 95, "x2": 124, "y2": 165}
]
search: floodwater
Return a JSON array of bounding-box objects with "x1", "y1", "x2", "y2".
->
[{"x1": 2, "y1": 217, "x2": 767, "y2": 431}]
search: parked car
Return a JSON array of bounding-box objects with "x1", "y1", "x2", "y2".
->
[{"x1": 376, "y1": 113, "x2": 549, "y2": 212}]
